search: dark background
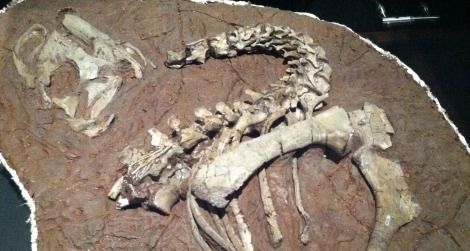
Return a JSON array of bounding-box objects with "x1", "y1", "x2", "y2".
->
[
  {"x1": 248, "y1": 0, "x2": 470, "y2": 141},
  {"x1": 0, "y1": 0, "x2": 468, "y2": 250}
]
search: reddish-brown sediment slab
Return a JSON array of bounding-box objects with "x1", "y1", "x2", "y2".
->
[{"x1": 0, "y1": 0, "x2": 469, "y2": 250}]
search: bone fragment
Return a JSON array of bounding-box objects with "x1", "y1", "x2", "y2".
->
[
  {"x1": 16, "y1": 29, "x2": 108, "y2": 106},
  {"x1": 52, "y1": 96, "x2": 78, "y2": 117},
  {"x1": 192, "y1": 106, "x2": 353, "y2": 208},
  {"x1": 127, "y1": 146, "x2": 181, "y2": 182},
  {"x1": 233, "y1": 112, "x2": 267, "y2": 133},
  {"x1": 148, "y1": 128, "x2": 175, "y2": 148},
  {"x1": 151, "y1": 177, "x2": 182, "y2": 215},
  {"x1": 86, "y1": 75, "x2": 122, "y2": 119},
  {"x1": 165, "y1": 50, "x2": 187, "y2": 69},
  {"x1": 231, "y1": 199, "x2": 254, "y2": 251},
  {"x1": 244, "y1": 89, "x2": 263, "y2": 102},
  {"x1": 116, "y1": 195, "x2": 130, "y2": 209},
  {"x1": 257, "y1": 112, "x2": 286, "y2": 247},
  {"x1": 349, "y1": 102, "x2": 395, "y2": 150},
  {"x1": 67, "y1": 114, "x2": 115, "y2": 138},
  {"x1": 109, "y1": 127, "x2": 190, "y2": 213},
  {"x1": 195, "y1": 107, "x2": 225, "y2": 132},
  {"x1": 222, "y1": 214, "x2": 245, "y2": 251},
  {"x1": 232, "y1": 101, "x2": 251, "y2": 113},
  {"x1": 292, "y1": 157, "x2": 311, "y2": 244},
  {"x1": 353, "y1": 147, "x2": 420, "y2": 251},
  {"x1": 185, "y1": 39, "x2": 209, "y2": 65},
  {"x1": 218, "y1": 124, "x2": 258, "y2": 251},
  {"x1": 168, "y1": 115, "x2": 209, "y2": 150},
  {"x1": 62, "y1": 14, "x2": 148, "y2": 78},
  {"x1": 216, "y1": 111, "x2": 267, "y2": 153},
  {"x1": 115, "y1": 179, "x2": 146, "y2": 209},
  {"x1": 179, "y1": 125, "x2": 208, "y2": 150},
  {"x1": 212, "y1": 213, "x2": 232, "y2": 249},
  {"x1": 299, "y1": 92, "x2": 329, "y2": 117},
  {"x1": 215, "y1": 102, "x2": 239, "y2": 123},
  {"x1": 120, "y1": 129, "x2": 183, "y2": 183},
  {"x1": 119, "y1": 146, "x2": 147, "y2": 166},
  {"x1": 189, "y1": 195, "x2": 235, "y2": 251},
  {"x1": 258, "y1": 169, "x2": 283, "y2": 247},
  {"x1": 108, "y1": 176, "x2": 124, "y2": 200},
  {"x1": 187, "y1": 192, "x2": 213, "y2": 251},
  {"x1": 37, "y1": 30, "x2": 109, "y2": 86},
  {"x1": 12, "y1": 24, "x2": 48, "y2": 88},
  {"x1": 168, "y1": 116, "x2": 183, "y2": 132}
]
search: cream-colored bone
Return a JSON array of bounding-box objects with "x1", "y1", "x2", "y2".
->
[
  {"x1": 13, "y1": 14, "x2": 152, "y2": 138},
  {"x1": 349, "y1": 102, "x2": 395, "y2": 150},
  {"x1": 189, "y1": 194, "x2": 236, "y2": 251},
  {"x1": 148, "y1": 128, "x2": 175, "y2": 148},
  {"x1": 187, "y1": 192, "x2": 213, "y2": 251},
  {"x1": 168, "y1": 116, "x2": 210, "y2": 150},
  {"x1": 168, "y1": 116, "x2": 183, "y2": 132},
  {"x1": 51, "y1": 96, "x2": 78, "y2": 117},
  {"x1": 353, "y1": 147, "x2": 420, "y2": 251},
  {"x1": 16, "y1": 29, "x2": 109, "y2": 108},
  {"x1": 12, "y1": 24, "x2": 48, "y2": 88},
  {"x1": 349, "y1": 103, "x2": 419, "y2": 251},
  {"x1": 222, "y1": 213, "x2": 245, "y2": 251},
  {"x1": 106, "y1": 23, "x2": 423, "y2": 251},
  {"x1": 119, "y1": 146, "x2": 147, "y2": 166},
  {"x1": 108, "y1": 176, "x2": 124, "y2": 200},
  {"x1": 258, "y1": 168, "x2": 283, "y2": 247},
  {"x1": 152, "y1": 167, "x2": 189, "y2": 215},
  {"x1": 257, "y1": 110, "x2": 287, "y2": 247},
  {"x1": 292, "y1": 157, "x2": 311, "y2": 244},
  {"x1": 231, "y1": 199, "x2": 253, "y2": 251},
  {"x1": 122, "y1": 129, "x2": 184, "y2": 183},
  {"x1": 215, "y1": 102, "x2": 239, "y2": 123},
  {"x1": 195, "y1": 107, "x2": 225, "y2": 132},
  {"x1": 165, "y1": 24, "x2": 332, "y2": 101},
  {"x1": 67, "y1": 114, "x2": 115, "y2": 138},
  {"x1": 36, "y1": 30, "x2": 109, "y2": 87},
  {"x1": 62, "y1": 14, "x2": 148, "y2": 79},
  {"x1": 86, "y1": 75, "x2": 123, "y2": 119},
  {"x1": 192, "y1": 106, "x2": 353, "y2": 208},
  {"x1": 179, "y1": 125, "x2": 208, "y2": 150},
  {"x1": 244, "y1": 89, "x2": 263, "y2": 102}
]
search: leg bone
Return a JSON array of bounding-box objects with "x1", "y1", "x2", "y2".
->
[{"x1": 353, "y1": 147, "x2": 420, "y2": 251}]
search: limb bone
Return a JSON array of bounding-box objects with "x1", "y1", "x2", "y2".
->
[
  {"x1": 353, "y1": 147, "x2": 420, "y2": 251},
  {"x1": 349, "y1": 103, "x2": 420, "y2": 251},
  {"x1": 192, "y1": 106, "x2": 353, "y2": 208}
]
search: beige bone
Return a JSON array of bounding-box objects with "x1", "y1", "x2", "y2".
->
[{"x1": 192, "y1": 106, "x2": 354, "y2": 208}]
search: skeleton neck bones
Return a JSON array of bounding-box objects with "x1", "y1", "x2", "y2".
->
[{"x1": 107, "y1": 24, "x2": 419, "y2": 251}]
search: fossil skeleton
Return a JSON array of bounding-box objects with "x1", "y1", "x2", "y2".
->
[
  {"x1": 106, "y1": 24, "x2": 420, "y2": 251},
  {"x1": 13, "y1": 14, "x2": 154, "y2": 137}
]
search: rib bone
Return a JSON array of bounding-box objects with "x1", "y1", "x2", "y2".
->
[{"x1": 292, "y1": 157, "x2": 311, "y2": 244}]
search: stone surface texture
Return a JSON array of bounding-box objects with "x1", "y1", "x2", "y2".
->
[{"x1": 0, "y1": 0, "x2": 468, "y2": 250}]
